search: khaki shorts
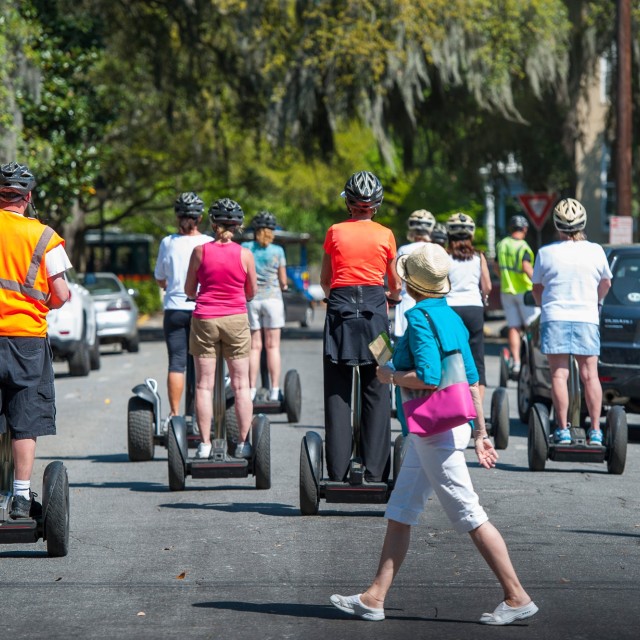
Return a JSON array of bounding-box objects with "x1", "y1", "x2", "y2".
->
[{"x1": 189, "y1": 314, "x2": 251, "y2": 359}]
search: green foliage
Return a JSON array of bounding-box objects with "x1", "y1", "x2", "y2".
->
[{"x1": 123, "y1": 278, "x2": 162, "y2": 316}]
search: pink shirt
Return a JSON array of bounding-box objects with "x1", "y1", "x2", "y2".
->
[{"x1": 193, "y1": 242, "x2": 248, "y2": 318}]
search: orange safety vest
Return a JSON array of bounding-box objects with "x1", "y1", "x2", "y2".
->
[{"x1": 0, "y1": 208, "x2": 65, "y2": 337}]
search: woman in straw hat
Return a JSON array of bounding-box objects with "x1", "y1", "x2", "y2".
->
[{"x1": 330, "y1": 243, "x2": 538, "y2": 626}]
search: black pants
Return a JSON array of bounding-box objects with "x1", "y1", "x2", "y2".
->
[
  {"x1": 450, "y1": 305, "x2": 486, "y2": 386},
  {"x1": 323, "y1": 359, "x2": 391, "y2": 482}
]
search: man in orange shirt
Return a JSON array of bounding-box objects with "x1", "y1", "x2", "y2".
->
[
  {"x1": 321, "y1": 171, "x2": 401, "y2": 483},
  {"x1": 0, "y1": 162, "x2": 70, "y2": 519}
]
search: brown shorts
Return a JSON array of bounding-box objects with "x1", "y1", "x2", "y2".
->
[{"x1": 189, "y1": 314, "x2": 250, "y2": 359}]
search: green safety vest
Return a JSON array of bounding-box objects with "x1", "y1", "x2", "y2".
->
[{"x1": 496, "y1": 236, "x2": 534, "y2": 295}]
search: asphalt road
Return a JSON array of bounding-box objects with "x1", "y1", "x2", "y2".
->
[{"x1": 1, "y1": 310, "x2": 639, "y2": 639}]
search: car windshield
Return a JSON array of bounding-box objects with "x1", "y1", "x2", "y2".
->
[
  {"x1": 81, "y1": 275, "x2": 122, "y2": 295},
  {"x1": 607, "y1": 255, "x2": 640, "y2": 307}
]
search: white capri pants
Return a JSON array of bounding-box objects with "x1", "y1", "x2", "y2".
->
[{"x1": 385, "y1": 425, "x2": 488, "y2": 533}]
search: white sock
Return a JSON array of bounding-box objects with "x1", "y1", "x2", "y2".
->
[
  {"x1": 250, "y1": 388, "x2": 257, "y2": 401},
  {"x1": 14, "y1": 479, "x2": 31, "y2": 499},
  {"x1": 270, "y1": 387, "x2": 280, "y2": 400}
]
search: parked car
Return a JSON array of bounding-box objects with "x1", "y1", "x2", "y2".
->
[
  {"x1": 283, "y1": 277, "x2": 314, "y2": 328},
  {"x1": 79, "y1": 272, "x2": 140, "y2": 352},
  {"x1": 48, "y1": 270, "x2": 100, "y2": 376},
  {"x1": 517, "y1": 243, "x2": 640, "y2": 423}
]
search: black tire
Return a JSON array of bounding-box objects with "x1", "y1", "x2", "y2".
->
[
  {"x1": 89, "y1": 339, "x2": 101, "y2": 371},
  {"x1": 127, "y1": 396, "x2": 155, "y2": 461},
  {"x1": 517, "y1": 357, "x2": 534, "y2": 424},
  {"x1": 253, "y1": 416, "x2": 271, "y2": 490},
  {"x1": 301, "y1": 305, "x2": 313, "y2": 328},
  {"x1": 393, "y1": 434, "x2": 406, "y2": 482},
  {"x1": 123, "y1": 332, "x2": 140, "y2": 353},
  {"x1": 491, "y1": 387, "x2": 510, "y2": 450},
  {"x1": 225, "y1": 405, "x2": 239, "y2": 449},
  {"x1": 167, "y1": 423, "x2": 186, "y2": 491},
  {"x1": 68, "y1": 340, "x2": 90, "y2": 377},
  {"x1": 606, "y1": 406, "x2": 627, "y2": 475},
  {"x1": 0, "y1": 432, "x2": 14, "y2": 492},
  {"x1": 283, "y1": 370, "x2": 302, "y2": 423},
  {"x1": 499, "y1": 349, "x2": 509, "y2": 388},
  {"x1": 43, "y1": 461, "x2": 70, "y2": 558},
  {"x1": 299, "y1": 436, "x2": 320, "y2": 515},
  {"x1": 528, "y1": 403, "x2": 549, "y2": 471}
]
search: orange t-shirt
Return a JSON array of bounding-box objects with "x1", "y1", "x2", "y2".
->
[{"x1": 323, "y1": 219, "x2": 396, "y2": 288}]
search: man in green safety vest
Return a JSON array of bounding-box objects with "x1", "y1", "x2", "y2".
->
[{"x1": 495, "y1": 215, "x2": 539, "y2": 377}]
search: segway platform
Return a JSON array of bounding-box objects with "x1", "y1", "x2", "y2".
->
[
  {"x1": 322, "y1": 480, "x2": 390, "y2": 504},
  {"x1": 548, "y1": 427, "x2": 606, "y2": 463},
  {"x1": 188, "y1": 439, "x2": 249, "y2": 479}
]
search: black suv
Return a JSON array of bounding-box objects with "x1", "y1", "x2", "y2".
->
[{"x1": 517, "y1": 243, "x2": 640, "y2": 423}]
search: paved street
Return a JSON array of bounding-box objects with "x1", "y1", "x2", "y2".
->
[{"x1": 1, "y1": 309, "x2": 639, "y2": 639}]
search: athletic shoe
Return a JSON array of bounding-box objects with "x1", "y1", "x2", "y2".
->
[
  {"x1": 195, "y1": 442, "x2": 212, "y2": 459},
  {"x1": 588, "y1": 429, "x2": 604, "y2": 445},
  {"x1": 480, "y1": 600, "x2": 538, "y2": 625},
  {"x1": 553, "y1": 427, "x2": 572, "y2": 444},
  {"x1": 233, "y1": 441, "x2": 252, "y2": 459},
  {"x1": 511, "y1": 362, "x2": 521, "y2": 378},
  {"x1": 250, "y1": 388, "x2": 257, "y2": 401},
  {"x1": 330, "y1": 594, "x2": 385, "y2": 621},
  {"x1": 9, "y1": 492, "x2": 39, "y2": 520},
  {"x1": 269, "y1": 387, "x2": 280, "y2": 402}
]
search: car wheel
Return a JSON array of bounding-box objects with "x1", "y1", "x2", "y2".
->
[
  {"x1": 68, "y1": 340, "x2": 90, "y2": 377},
  {"x1": 517, "y1": 357, "x2": 533, "y2": 424},
  {"x1": 123, "y1": 332, "x2": 140, "y2": 353},
  {"x1": 89, "y1": 339, "x2": 101, "y2": 371}
]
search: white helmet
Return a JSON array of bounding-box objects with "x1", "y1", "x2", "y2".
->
[
  {"x1": 446, "y1": 212, "x2": 475, "y2": 239},
  {"x1": 407, "y1": 209, "x2": 436, "y2": 239},
  {"x1": 553, "y1": 198, "x2": 586, "y2": 233}
]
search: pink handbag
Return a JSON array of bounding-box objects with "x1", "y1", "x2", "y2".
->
[{"x1": 402, "y1": 311, "x2": 477, "y2": 437}]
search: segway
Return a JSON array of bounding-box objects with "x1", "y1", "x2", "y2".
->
[
  {"x1": 252, "y1": 339, "x2": 302, "y2": 423},
  {"x1": 488, "y1": 385, "x2": 510, "y2": 450},
  {"x1": 528, "y1": 356, "x2": 627, "y2": 474},
  {"x1": 498, "y1": 347, "x2": 521, "y2": 387},
  {"x1": 166, "y1": 350, "x2": 271, "y2": 491},
  {"x1": 299, "y1": 366, "x2": 405, "y2": 515},
  {"x1": 0, "y1": 431, "x2": 70, "y2": 557},
  {"x1": 126, "y1": 355, "x2": 235, "y2": 460}
]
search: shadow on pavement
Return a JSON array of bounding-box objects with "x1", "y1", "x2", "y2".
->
[
  {"x1": 38, "y1": 453, "x2": 131, "y2": 464},
  {"x1": 69, "y1": 480, "x2": 167, "y2": 493},
  {"x1": 160, "y1": 501, "x2": 298, "y2": 517}
]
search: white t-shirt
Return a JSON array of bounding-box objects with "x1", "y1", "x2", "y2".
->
[
  {"x1": 446, "y1": 254, "x2": 483, "y2": 307},
  {"x1": 394, "y1": 241, "x2": 429, "y2": 337},
  {"x1": 154, "y1": 233, "x2": 213, "y2": 310},
  {"x1": 532, "y1": 240, "x2": 613, "y2": 324},
  {"x1": 46, "y1": 244, "x2": 72, "y2": 276}
]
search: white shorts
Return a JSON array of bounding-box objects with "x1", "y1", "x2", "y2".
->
[
  {"x1": 500, "y1": 292, "x2": 540, "y2": 329},
  {"x1": 247, "y1": 297, "x2": 285, "y2": 330},
  {"x1": 385, "y1": 426, "x2": 488, "y2": 533}
]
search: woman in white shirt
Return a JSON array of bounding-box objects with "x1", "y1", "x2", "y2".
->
[{"x1": 532, "y1": 198, "x2": 612, "y2": 446}]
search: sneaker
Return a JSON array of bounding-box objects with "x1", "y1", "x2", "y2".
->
[
  {"x1": 250, "y1": 388, "x2": 257, "y2": 402},
  {"x1": 553, "y1": 427, "x2": 572, "y2": 444},
  {"x1": 588, "y1": 429, "x2": 604, "y2": 445},
  {"x1": 269, "y1": 387, "x2": 280, "y2": 402},
  {"x1": 10, "y1": 492, "x2": 39, "y2": 520},
  {"x1": 511, "y1": 362, "x2": 521, "y2": 377},
  {"x1": 480, "y1": 600, "x2": 538, "y2": 625},
  {"x1": 195, "y1": 442, "x2": 212, "y2": 459},
  {"x1": 233, "y1": 441, "x2": 252, "y2": 459},
  {"x1": 330, "y1": 594, "x2": 385, "y2": 622}
]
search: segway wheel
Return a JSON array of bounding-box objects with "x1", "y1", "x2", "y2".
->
[
  {"x1": 43, "y1": 461, "x2": 70, "y2": 557},
  {"x1": 127, "y1": 396, "x2": 155, "y2": 461},
  {"x1": 299, "y1": 436, "x2": 320, "y2": 515},
  {"x1": 393, "y1": 434, "x2": 406, "y2": 482},
  {"x1": 517, "y1": 361, "x2": 534, "y2": 424},
  {"x1": 490, "y1": 387, "x2": 509, "y2": 450},
  {"x1": 283, "y1": 370, "x2": 302, "y2": 423},
  {"x1": 225, "y1": 405, "x2": 239, "y2": 450},
  {"x1": 499, "y1": 348, "x2": 509, "y2": 388},
  {"x1": 606, "y1": 406, "x2": 627, "y2": 475},
  {"x1": 528, "y1": 402, "x2": 549, "y2": 471},
  {"x1": 167, "y1": 422, "x2": 186, "y2": 491},
  {"x1": 252, "y1": 415, "x2": 271, "y2": 490}
]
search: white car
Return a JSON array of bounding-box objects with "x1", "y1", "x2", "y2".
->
[{"x1": 47, "y1": 270, "x2": 100, "y2": 376}]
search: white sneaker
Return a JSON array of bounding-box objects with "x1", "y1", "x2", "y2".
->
[
  {"x1": 233, "y1": 441, "x2": 253, "y2": 459},
  {"x1": 269, "y1": 387, "x2": 280, "y2": 402},
  {"x1": 330, "y1": 594, "x2": 385, "y2": 621},
  {"x1": 250, "y1": 388, "x2": 257, "y2": 401},
  {"x1": 480, "y1": 600, "x2": 538, "y2": 625},
  {"x1": 195, "y1": 442, "x2": 211, "y2": 459}
]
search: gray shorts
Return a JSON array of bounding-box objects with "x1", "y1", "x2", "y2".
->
[{"x1": 0, "y1": 337, "x2": 56, "y2": 440}]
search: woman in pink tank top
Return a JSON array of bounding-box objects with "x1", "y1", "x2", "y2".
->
[{"x1": 185, "y1": 198, "x2": 257, "y2": 460}]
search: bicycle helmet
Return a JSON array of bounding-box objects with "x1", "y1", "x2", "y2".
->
[
  {"x1": 553, "y1": 198, "x2": 586, "y2": 232},
  {"x1": 430, "y1": 223, "x2": 448, "y2": 246},
  {"x1": 208, "y1": 197, "x2": 244, "y2": 225},
  {"x1": 446, "y1": 212, "x2": 476, "y2": 239},
  {"x1": 509, "y1": 214, "x2": 529, "y2": 232},
  {"x1": 407, "y1": 209, "x2": 436, "y2": 234},
  {"x1": 252, "y1": 210, "x2": 277, "y2": 230},
  {"x1": 0, "y1": 162, "x2": 36, "y2": 199},
  {"x1": 174, "y1": 192, "x2": 204, "y2": 217},
  {"x1": 342, "y1": 170, "x2": 384, "y2": 214}
]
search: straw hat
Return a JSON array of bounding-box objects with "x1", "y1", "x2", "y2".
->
[{"x1": 396, "y1": 243, "x2": 451, "y2": 296}]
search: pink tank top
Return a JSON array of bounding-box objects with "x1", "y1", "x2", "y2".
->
[{"x1": 193, "y1": 241, "x2": 248, "y2": 318}]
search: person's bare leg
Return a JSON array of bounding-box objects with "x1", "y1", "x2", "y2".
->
[
  {"x1": 264, "y1": 328, "x2": 282, "y2": 390},
  {"x1": 508, "y1": 327, "x2": 522, "y2": 366},
  {"x1": 194, "y1": 356, "x2": 216, "y2": 445},
  {"x1": 227, "y1": 356, "x2": 252, "y2": 442},
  {"x1": 167, "y1": 371, "x2": 185, "y2": 416},
  {"x1": 479, "y1": 383, "x2": 486, "y2": 404},
  {"x1": 469, "y1": 521, "x2": 532, "y2": 607},
  {"x1": 577, "y1": 355, "x2": 603, "y2": 431},
  {"x1": 359, "y1": 520, "x2": 411, "y2": 609},
  {"x1": 12, "y1": 438, "x2": 37, "y2": 481},
  {"x1": 547, "y1": 354, "x2": 570, "y2": 428},
  {"x1": 248, "y1": 329, "x2": 262, "y2": 389}
]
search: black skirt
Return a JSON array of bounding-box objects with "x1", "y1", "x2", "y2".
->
[{"x1": 323, "y1": 285, "x2": 390, "y2": 365}]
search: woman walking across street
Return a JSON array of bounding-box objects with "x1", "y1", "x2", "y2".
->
[
  {"x1": 330, "y1": 243, "x2": 538, "y2": 625},
  {"x1": 185, "y1": 198, "x2": 257, "y2": 459}
]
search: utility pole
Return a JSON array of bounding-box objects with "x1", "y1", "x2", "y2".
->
[{"x1": 616, "y1": 0, "x2": 632, "y2": 217}]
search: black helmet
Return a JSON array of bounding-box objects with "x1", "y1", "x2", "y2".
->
[
  {"x1": 342, "y1": 170, "x2": 384, "y2": 213},
  {"x1": 509, "y1": 214, "x2": 529, "y2": 232},
  {"x1": 174, "y1": 192, "x2": 204, "y2": 217},
  {"x1": 0, "y1": 162, "x2": 36, "y2": 199},
  {"x1": 252, "y1": 210, "x2": 277, "y2": 230},
  {"x1": 208, "y1": 198, "x2": 244, "y2": 225}
]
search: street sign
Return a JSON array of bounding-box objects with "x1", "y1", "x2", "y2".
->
[
  {"x1": 609, "y1": 215, "x2": 633, "y2": 244},
  {"x1": 517, "y1": 193, "x2": 558, "y2": 231}
]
